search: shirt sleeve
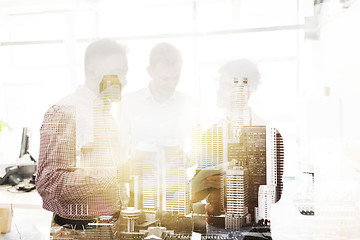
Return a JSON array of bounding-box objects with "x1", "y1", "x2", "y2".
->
[{"x1": 35, "y1": 105, "x2": 115, "y2": 202}]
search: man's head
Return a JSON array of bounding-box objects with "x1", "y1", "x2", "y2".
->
[
  {"x1": 147, "y1": 42, "x2": 182, "y2": 102},
  {"x1": 84, "y1": 39, "x2": 128, "y2": 94},
  {"x1": 216, "y1": 59, "x2": 260, "y2": 109}
]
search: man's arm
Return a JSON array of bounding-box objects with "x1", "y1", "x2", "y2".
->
[
  {"x1": 191, "y1": 188, "x2": 210, "y2": 203},
  {"x1": 35, "y1": 105, "x2": 115, "y2": 202}
]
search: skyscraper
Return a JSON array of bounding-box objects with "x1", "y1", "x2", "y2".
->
[
  {"x1": 256, "y1": 185, "x2": 276, "y2": 222},
  {"x1": 164, "y1": 147, "x2": 190, "y2": 215},
  {"x1": 225, "y1": 167, "x2": 250, "y2": 229},
  {"x1": 229, "y1": 77, "x2": 251, "y2": 139},
  {"x1": 275, "y1": 130, "x2": 284, "y2": 201},
  {"x1": 130, "y1": 148, "x2": 190, "y2": 216},
  {"x1": 266, "y1": 127, "x2": 278, "y2": 187},
  {"x1": 191, "y1": 122, "x2": 224, "y2": 169},
  {"x1": 133, "y1": 151, "x2": 159, "y2": 211}
]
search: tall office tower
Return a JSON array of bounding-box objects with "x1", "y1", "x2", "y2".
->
[
  {"x1": 223, "y1": 78, "x2": 252, "y2": 223},
  {"x1": 229, "y1": 78, "x2": 251, "y2": 139},
  {"x1": 82, "y1": 100, "x2": 121, "y2": 216},
  {"x1": 239, "y1": 126, "x2": 267, "y2": 219},
  {"x1": 191, "y1": 122, "x2": 224, "y2": 169},
  {"x1": 265, "y1": 127, "x2": 284, "y2": 201},
  {"x1": 226, "y1": 138, "x2": 243, "y2": 213},
  {"x1": 131, "y1": 151, "x2": 159, "y2": 211},
  {"x1": 256, "y1": 185, "x2": 276, "y2": 222},
  {"x1": 130, "y1": 148, "x2": 190, "y2": 215},
  {"x1": 266, "y1": 127, "x2": 277, "y2": 186},
  {"x1": 228, "y1": 139, "x2": 241, "y2": 164},
  {"x1": 275, "y1": 130, "x2": 284, "y2": 201},
  {"x1": 191, "y1": 123, "x2": 201, "y2": 167},
  {"x1": 164, "y1": 147, "x2": 190, "y2": 215},
  {"x1": 83, "y1": 98, "x2": 121, "y2": 167},
  {"x1": 225, "y1": 167, "x2": 250, "y2": 229}
]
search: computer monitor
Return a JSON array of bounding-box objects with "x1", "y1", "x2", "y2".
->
[{"x1": 19, "y1": 127, "x2": 30, "y2": 158}]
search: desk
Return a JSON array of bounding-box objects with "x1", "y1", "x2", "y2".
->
[
  {"x1": 0, "y1": 185, "x2": 43, "y2": 209},
  {"x1": 0, "y1": 185, "x2": 52, "y2": 239}
]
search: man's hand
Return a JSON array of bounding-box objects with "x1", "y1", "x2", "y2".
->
[
  {"x1": 191, "y1": 174, "x2": 223, "y2": 203},
  {"x1": 206, "y1": 188, "x2": 223, "y2": 216},
  {"x1": 201, "y1": 174, "x2": 223, "y2": 189},
  {"x1": 191, "y1": 188, "x2": 210, "y2": 203}
]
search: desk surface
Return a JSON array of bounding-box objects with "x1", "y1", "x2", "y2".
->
[{"x1": 0, "y1": 185, "x2": 43, "y2": 209}]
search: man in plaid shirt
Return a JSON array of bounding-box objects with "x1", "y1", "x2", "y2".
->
[{"x1": 36, "y1": 39, "x2": 128, "y2": 239}]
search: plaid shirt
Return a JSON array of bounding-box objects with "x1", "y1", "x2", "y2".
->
[{"x1": 36, "y1": 86, "x2": 122, "y2": 219}]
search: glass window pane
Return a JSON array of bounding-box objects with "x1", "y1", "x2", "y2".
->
[
  {"x1": 98, "y1": 2, "x2": 194, "y2": 37},
  {"x1": 197, "y1": 0, "x2": 300, "y2": 31},
  {"x1": 9, "y1": 13, "x2": 67, "y2": 41}
]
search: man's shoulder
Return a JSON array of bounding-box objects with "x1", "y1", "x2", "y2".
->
[
  {"x1": 43, "y1": 92, "x2": 79, "y2": 116},
  {"x1": 56, "y1": 93, "x2": 76, "y2": 106},
  {"x1": 121, "y1": 88, "x2": 148, "y2": 103},
  {"x1": 56, "y1": 88, "x2": 90, "y2": 106},
  {"x1": 39, "y1": 104, "x2": 76, "y2": 131},
  {"x1": 43, "y1": 104, "x2": 76, "y2": 119},
  {"x1": 44, "y1": 86, "x2": 93, "y2": 114}
]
